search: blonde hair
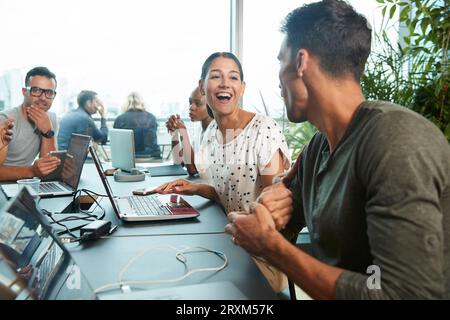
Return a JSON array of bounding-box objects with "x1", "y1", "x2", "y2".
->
[{"x1": 122, "y1": 92, "x2": 146, "y2": 112}]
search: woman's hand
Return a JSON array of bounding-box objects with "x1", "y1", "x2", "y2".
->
[
  {"x1": 166, "y1": 114, "x2": 186, "y2": 133},
  {"x1": 154, "y1": 179, "x2": 199, "y2": 195}
]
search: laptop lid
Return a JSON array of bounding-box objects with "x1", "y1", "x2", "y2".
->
[
  {"x1": 61, "y1": 134, "x2": 92, "y2": 189},
  {"x1": 89, "y1": 145, "x2": 122, "y2": 218},
  {"x1": 89, "y1": 146, "x2": 199, "y2": 221},
  {"x1": 110, "y1": 128, "x2": 135, "y2": 172},
  {"x1": 0, "y1": 187, "x2": 95, "y2": 300}
]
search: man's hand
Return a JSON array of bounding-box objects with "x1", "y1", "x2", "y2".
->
[
  {"x1": 26, "y1": 105, "x2": 52, "y2": 133},
  {"x1": 32, "y1": 155, "x2": 60, "y2": 177},
  {"x1": 225, "y1": 203, "x2": 277, "y2": 256},
  {"x1": 96, "y1": 100, "x2": 106, "y2": 118},
  {"x1": 257, "y1": 182, "x2": 293, "y2": 231},
  {"x1": 0, "y1": 118, "x2": 14, "y2": 151},
  {"x1": 154, "y1": 178, "x2": 199, "y2": 195}
]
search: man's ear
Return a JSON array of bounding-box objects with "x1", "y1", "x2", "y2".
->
[
  {"x1": 295, "y1": 49, "x2": 309, "y2": 78},
  {"x1": 198, "y1": 80, "x2": 206, "y2": 95},
  {"x1": 22, "y1": 87, "x2": 27, "y2": 97}
]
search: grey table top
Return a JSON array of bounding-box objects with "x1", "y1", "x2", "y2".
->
[{"x1": 36, "y1": 163, "x2": 278, "y2": 300}]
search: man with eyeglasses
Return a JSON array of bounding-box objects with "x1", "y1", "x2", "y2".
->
[{"x1": 0, "y1": 66, "x2": 61, "y2": 181}]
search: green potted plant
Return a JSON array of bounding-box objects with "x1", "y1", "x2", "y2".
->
[{"x1": 365, "y1": 0, "x2": 449, "y2": 141}]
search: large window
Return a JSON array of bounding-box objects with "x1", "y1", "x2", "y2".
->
[{"x1": 0, "y1": 0, "x2": 230, "y2": 118}]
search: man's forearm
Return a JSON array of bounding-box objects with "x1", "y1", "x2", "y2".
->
[
  {"x1": 0, "y1": 147, "x2": 7, "y2": 163},
  {"x1": 264, "y1": 231, "x2": 344, "y2": 300},
  {"x1": 40, "y1": 137, "x2": 57, "y2": 156},
  {"x1": 0, "y1": 165, "x2": 35, "y2": 181}
]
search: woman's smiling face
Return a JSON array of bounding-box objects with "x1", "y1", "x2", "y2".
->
[{"x1": 202, "y1": 56, "x2": 245, "y2": 116}]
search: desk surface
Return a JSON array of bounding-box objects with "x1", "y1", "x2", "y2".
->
[
  {"x1": 36, "y1": 163, "x2": 278, "y2": 300},
  {"x1": 40, "y1": 164, "x2": 229, "y2": 236},
  {"x1": 69, "y1": 233, "x2": 277, "y2": 300}
]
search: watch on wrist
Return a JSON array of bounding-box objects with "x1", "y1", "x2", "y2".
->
[{"x1": 41, "y1": 130, "x2": 55, "y2": 138}]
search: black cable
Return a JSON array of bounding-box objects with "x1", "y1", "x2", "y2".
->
[
  {"x1": 41, "y1": 188, "x2": 107, "y2": 236},
  {"x1": 42, "y1": 208, "x2": 78, "y2": 238}
]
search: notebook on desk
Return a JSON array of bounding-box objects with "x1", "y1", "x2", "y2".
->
[
  {"x1": 90, "y1": 145, "x2": 199, "y2": 222},
  {"x1": 0, "y1": 188, "x2": 246, "y2": 300},
  {"x1": 1, "y1": 134, "x2": 91, "y2": 198}
]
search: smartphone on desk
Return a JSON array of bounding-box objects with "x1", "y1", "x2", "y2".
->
[{"x1": 132, "y1": 187, "x2": 157, "y2": 196}]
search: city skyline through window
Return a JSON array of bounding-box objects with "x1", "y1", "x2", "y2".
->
[
  {"x1": 0, "y1": 0, "x2": 230, "y2": 118},
  {"x1": 1, "y1": 0, "x2": 393, "y2": 121}
]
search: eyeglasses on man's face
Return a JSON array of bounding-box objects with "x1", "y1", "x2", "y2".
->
[{"x1": 26, "y1": 86, "x2": 57, "y2": 99}]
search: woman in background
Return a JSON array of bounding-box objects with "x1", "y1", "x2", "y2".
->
[
  {"x1": 157, "y1": 52, "x2": 291, "y2": 212},
  {"x1": 165, "y1": 86, "x2": 214, "y2": 176},
  {"x1": 156, "y1": 52, "x2": 292, "y2": 293},
  {"x1": 113, "y1": 92, "x2": 161, "y2": 158}
]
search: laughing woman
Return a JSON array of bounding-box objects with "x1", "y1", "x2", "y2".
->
[{"x1": 156, "y1": 52, "x2": 291, "y2": 213}]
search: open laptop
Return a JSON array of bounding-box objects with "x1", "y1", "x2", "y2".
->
[
  {"x1": 90, "y1": 146, "x2": 199, "y2": 222},
  {"x1": 110, "y1": 128, "x2": 187, "y2": 176},
  {"x1": 1, "y1": 134, "x2": 91, "y2": 198},
  {"x1": 0, "y1": 188, "x2": 246, "y2": 300},
  {"x1": 0, "y1": 187, "x2": 96, "y2": 299}
]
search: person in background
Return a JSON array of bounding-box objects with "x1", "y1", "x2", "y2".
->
[
  {"x1": 165, "y1": 86, "x2": 213, "y2": 176},
  {"x1": 113, "y1": 92, "x2": 161, "y2": 159},
  {"x1": 225, "y1": 0, "x2": 450, "y2": 299},
  {"x1": 58, "y1": 90, "x2": 108, "y2": 150},
  {"x1": 0, "y1": 67, "x2": 61, "y2": 181}
]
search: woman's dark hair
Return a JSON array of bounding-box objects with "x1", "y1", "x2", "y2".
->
[
  {"x1": 200, "y1": 52, "x2": 244, "y2": 81},
  {"x1": 281, "y1": 0, "x2": 371, "y2": 81},
  {"x1": 200, "y1": 52, "x2": 244, "y2": 118}
]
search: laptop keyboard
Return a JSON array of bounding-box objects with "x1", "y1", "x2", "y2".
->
[
  {"x1": 128, "y1": 196, "x2": 171, "y2": 216},
  {"x1": 40, "y1": 183, "x2": 65, "y2": 193}
]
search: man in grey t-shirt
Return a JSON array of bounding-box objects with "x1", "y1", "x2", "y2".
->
[
  {"x1": 0, "y1": 66, "x2": 61, "y2": 181},
  {"x1": 225, "y1": 1, "x2": 450, "y2": 299}
]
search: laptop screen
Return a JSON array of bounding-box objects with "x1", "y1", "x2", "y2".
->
[
  {"x1": 0, "y1": 188, "x2": 95, "y2": 300},
  {"x1": 61, "y1": 134, "x2": 91, "y2": 189}
]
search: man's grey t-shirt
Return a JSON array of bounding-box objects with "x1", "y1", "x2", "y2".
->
[
  {"x1": 289, "y1": 101, "x2": 450, "y2": 299},
  {"x1": 0, "y1": 106, "x2": 58, "y2": 166}
]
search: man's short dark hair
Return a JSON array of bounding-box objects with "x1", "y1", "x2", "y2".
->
[
  {"x1": 77, "y1": 90, "x2": 97, "y2": 109},
  {"x1": 281, "y1": 0, "x2": 372, "y2": 81},
  {"x1": 25, "y1": 66, "x2": 57, "y2": 88}
]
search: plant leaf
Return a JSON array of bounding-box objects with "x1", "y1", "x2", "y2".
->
[{"x1": 389, "y1": 5, "x2": 397, "y2": 19}]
